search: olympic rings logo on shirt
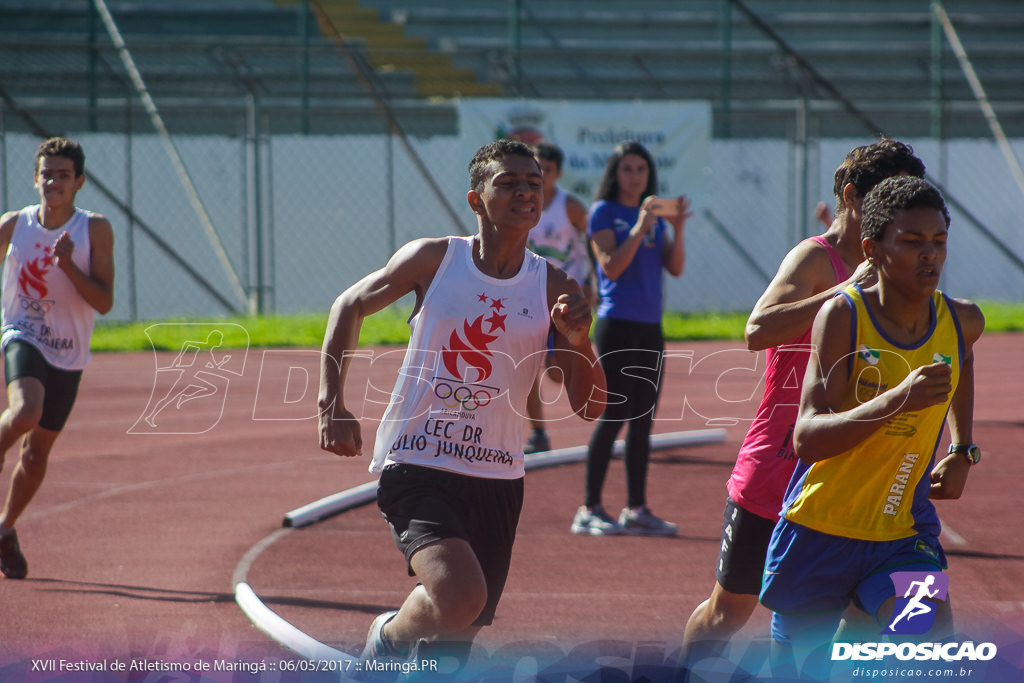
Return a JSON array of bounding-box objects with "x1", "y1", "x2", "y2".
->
[
  {"x1": 19, "y1": 297, "x2": 53, "y2": 316},
  {"x1": 432, "y1": 378, "x2": 497, "y2": 411}
]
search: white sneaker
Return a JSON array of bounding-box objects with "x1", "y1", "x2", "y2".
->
[
  {"x1": 618, "y1": 507, "x2": 678, "y2": 536},
  {"x1": 570, "y1": 505, "x2": 625, "y2": 536},
  {"x1": 361, "y1": 610, "x2": 401, "y2": 661}
]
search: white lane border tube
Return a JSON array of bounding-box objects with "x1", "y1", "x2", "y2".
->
[
  {"x1": 235, "y1": 583, "x2": 357, "y2": 661},
  {"x1": 283, "y1": 428, "x2": 727, "y2": 528}
]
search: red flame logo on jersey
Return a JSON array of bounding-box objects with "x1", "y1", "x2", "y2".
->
[
  {"x1": 442, "y1": 315, "x2": 498, "y2": 383},
  {"x1": 441, "y1": 294, "x2": 508, "y2": 383},
  {"x1": 18, "y1": 244, "x2": 53, "y2": 300}
]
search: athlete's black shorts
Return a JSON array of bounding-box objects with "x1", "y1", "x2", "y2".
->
[
  {"x1": 715, "y1": 495, "x2": 778, "y2": 595},
  {"x1": 3, "y1": 339, "x2": 82, "y2": 432},
  {"x1": 376, "y1": 463, "x2": 524, "y2": 626}
]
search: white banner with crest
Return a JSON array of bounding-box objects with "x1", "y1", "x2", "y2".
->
[{"x1": 457, "y1": 99, "x2": 712, "y2": 207}]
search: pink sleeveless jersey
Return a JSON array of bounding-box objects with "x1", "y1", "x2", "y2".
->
[{"x1": 725, "y1": 235, "x2": 850, "y2": 521}]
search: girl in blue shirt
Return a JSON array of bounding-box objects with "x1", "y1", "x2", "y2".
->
[{"x1": 570, "y1": 141, "x2": 691, "y2": 537}]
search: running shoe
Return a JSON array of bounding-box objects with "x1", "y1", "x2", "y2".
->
[
  {"x1": 0, "y1": 529, "x2": 27, "y2": 579},
  {"x1": 570, "y1": 505, "x2": 625, "y2": 536},
  {"x1": 618, "y1": 507, "x2": 679, "y2": 536},
  {"x1": 524, "y1": 430, "x2": 551, "y2": 454},
  {"x1": 361, "y1": 610, "x2": 401, "y2": 661}
]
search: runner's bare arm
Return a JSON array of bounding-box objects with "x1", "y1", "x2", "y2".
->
[
  {"x1": 0, "y1": 212, "x2": 16, "y2": 259},
  {"x1": 745, "y1": 241, "x2": 872, "y2": 351},
  {"x1": 930, "y1": 300, "x2": 985, "y2": 499},
  {"x1": 566, "y1": 194, "x2": 589, "y2": 235},
  {"x1": 318, "y1": 238, "x2": 448, "y2": 457},
  {"x1": 53, "y1": 215, "x2": 115, "y2": 314}
]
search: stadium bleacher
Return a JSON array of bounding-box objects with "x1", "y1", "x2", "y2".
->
[{"x1": 0, "y1": 0, "x2": 1022, "y2": 138}]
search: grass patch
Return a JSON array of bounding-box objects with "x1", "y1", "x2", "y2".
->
[
  {"x1": 91, "y1": 301, "x2": 1021, "y2": 352},
  {"x1": 976, "y1": 300, "x2": 1024, "y2": 333},
  {"x1": 662, "y1": 311, "x2": 747, "y2": 341},
  {"x1": 91, "y1": 307, "x2": 414, "y2": 352}
]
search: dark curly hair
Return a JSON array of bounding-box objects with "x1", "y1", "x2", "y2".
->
[
  {"x1": 833, "y1": 139, "x2": 925, "y2": 214},
  {"x1": 860, "y1": 176, "x2": 950, "y2": 241},
  {"x1": 468, "y1": 139, "x2": 539, "y2": 192},
  {"x1": 36, "y1": 137, "x2": 85, "y2": 177}
]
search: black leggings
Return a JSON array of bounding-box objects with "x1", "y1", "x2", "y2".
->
[{"x1": 585, "y1": 317, "x2": 665, "y2": 509}]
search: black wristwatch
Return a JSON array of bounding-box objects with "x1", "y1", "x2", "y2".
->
[{"x1": 948, "y1": 444, "x2": 981, "y2": 465}]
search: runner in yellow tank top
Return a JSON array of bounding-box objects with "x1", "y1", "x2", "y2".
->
[
  {"x1": 782, "y1": 284, "x2": 963, "y2": 542},
  {"x1": 759, "y1": 176, "x2": 985, "y2": 677}
]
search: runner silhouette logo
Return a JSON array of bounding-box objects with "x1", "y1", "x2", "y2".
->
[{"x1": 883, "y1": 571, "x2": 949, "y2": 636}]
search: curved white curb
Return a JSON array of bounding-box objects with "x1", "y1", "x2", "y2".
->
[{"x1": 235, "y1": 582, "x2": 357, "y2": 662}]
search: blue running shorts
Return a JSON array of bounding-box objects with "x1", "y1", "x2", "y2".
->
[{"x1": 760, "y1": 518, "x2": 946, "y2": 641}]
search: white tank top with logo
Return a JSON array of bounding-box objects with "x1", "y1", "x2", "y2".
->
[
  {"x1": 371, "y1": 235, "x2": 550, "y2": 479},
  {"x1": 1, "y1": 205, "x2": 96, "y2": 370}
]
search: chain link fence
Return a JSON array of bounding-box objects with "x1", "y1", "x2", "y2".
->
[{"x1": 2, "y1": 109, "x2": 1023, "y2": 323}]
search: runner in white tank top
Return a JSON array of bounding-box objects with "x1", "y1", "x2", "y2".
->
[
  {"x1": 0, "y1": 137, "x2": 115, "y2": 581},
  {"x1": 2, "y1": 205, "x2": 96, "y2": 370},
  {"x1": 372, "y1": 235, "x2": 549, "y2": 479},
  {"x1": 318, "y1": 140, "x2": 605, "y2": 671}
]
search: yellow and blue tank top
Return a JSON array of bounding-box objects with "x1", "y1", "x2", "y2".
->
[{"x1": 780, "y1": 284, "x2": 965, "y2": 542}]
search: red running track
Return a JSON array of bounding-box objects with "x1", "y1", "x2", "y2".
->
[{"x1": 0, "y1": 334, "x2": 1021, "y2": 681}]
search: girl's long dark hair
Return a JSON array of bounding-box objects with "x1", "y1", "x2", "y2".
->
[{"x1": 594, "y1": 141, "x2": 658, "y2": 203}]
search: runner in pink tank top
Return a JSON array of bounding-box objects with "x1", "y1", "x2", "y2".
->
[{"x1": 726, "y1": 235, "x2": 849, "y2": 520}]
